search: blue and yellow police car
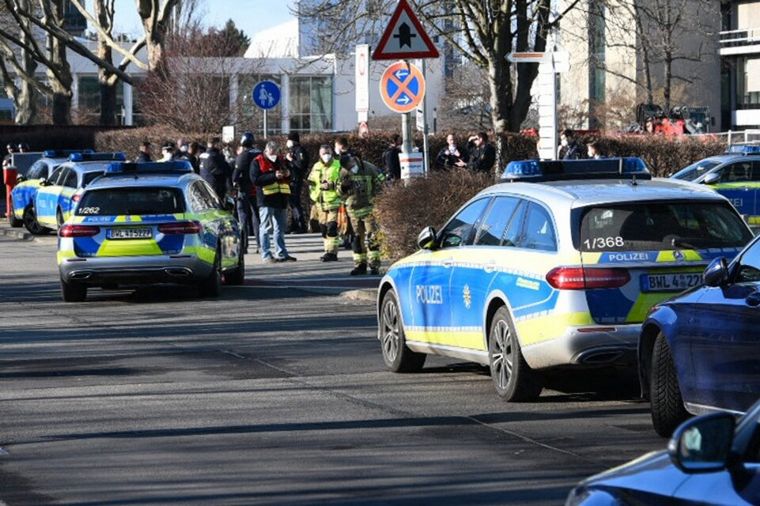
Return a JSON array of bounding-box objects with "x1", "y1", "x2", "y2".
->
[
  {"x1": 57, "y1": 161, "x2": 244, "y2": 302},
  {"x1": 377, "y1": 158, "x2": 754, "y2": 401},
  {"x1": 671, "y1": 145, "x2": 760, "y2": 227},
  {"x1": 34, "y1": 152, "x2": 127, "y2": 231},
  {"x1": 9, "y1": 149, "x2": 94, "y2": 231}
]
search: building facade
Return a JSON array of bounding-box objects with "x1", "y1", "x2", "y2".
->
[{"x1": 721, "y1": 0, "x2": 760, "y2": 129}]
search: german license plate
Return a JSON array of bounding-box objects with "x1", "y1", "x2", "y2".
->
[
  {"x1": 641, "y1": 273, "x2": 701, "y2": 292},
  {"x1": 108, "y1": 227, "x2": 152, "y2": 240}
]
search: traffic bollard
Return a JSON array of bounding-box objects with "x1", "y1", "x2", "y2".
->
[{"x1": 3, "y1": 166, "x2": 17, "y2": 220}]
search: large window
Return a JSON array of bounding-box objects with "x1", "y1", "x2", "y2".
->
[
  {"x1": 237, "y1": 74, "x2": 282, "y2": 135},
  {"x1": 289, "y1": 76, "x2": 332, "y2": 132},
  {"x1": 77, "y1": 75, "x2": 124, "y2": 124}
]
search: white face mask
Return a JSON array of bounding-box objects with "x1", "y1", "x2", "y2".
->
[
  {"x1": 560, "y1": 139, "x2": 568, "y2": 147},
  {"x1": 286, "y1": 140, "x2": 294, "y2": 149},
  {"x1": 266, "y1": 153, "x2": 277, "y2": 162},
  {"x1": 321, "y1": 154, "x2": 332, "y2": 164},
  {"x1": 351, "y1": 166, "x2": 359, "y2": 174}
]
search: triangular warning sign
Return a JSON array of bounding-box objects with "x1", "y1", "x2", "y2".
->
[{"x1": 372, "y1": 0, "x2": 440, "y2": 60}]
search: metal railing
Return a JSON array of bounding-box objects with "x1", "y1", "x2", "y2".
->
[
  {"x1": 692, "y1": 129, "x2": 760, "y2": 146},
  {"x1": 720, "y1": 28, "x2": 760, "y2": 48}
]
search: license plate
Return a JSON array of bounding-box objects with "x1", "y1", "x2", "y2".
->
[
  {"x1": 641, "y1": 273, "x2": 701, "y2": 292},
  {"x1": 108, "y1": 227, "x2": 152, "y2": 240}
]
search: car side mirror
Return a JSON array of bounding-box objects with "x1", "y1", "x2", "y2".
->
[
  {"x1": 703, "y1": 257, "x2": 728, "y2": 287},
  {"x1": 16, "y1": 175, "x2": 26, "y2": 183},
  {"x1": 417, "y1": 226, "x2": 437, "y2": 250},
  {"x1": 668, "y1": 412, "x2": 735, "y2": 473},
  {"x1": 39, "y1": 177, "x2": 49, "y2": 187},
  {"x1": 702, "y1": 172, "x2": 720, "y2": 185}
]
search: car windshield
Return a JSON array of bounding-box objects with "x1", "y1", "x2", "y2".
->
[
  {"x1": 578, "y1": 201, "x2": 753, "y2": 252},
  {"x1": 76, "y1": 187, "x2": 185, "y2": 216},
  {"x1": 672, "y1": 160, "x2": 721, "y2": 181}
]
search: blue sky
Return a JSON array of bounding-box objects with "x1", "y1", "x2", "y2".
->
[{"x1": 111, "y1": 0, "x2": 295, "y2": 38}]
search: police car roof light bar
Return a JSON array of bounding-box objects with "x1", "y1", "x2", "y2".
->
[
  {"x1": 725, "y1": 144, "x2": 760, "y2": 155},
  {"x1": 43, "y1": 149, "x2": 95, "y2": 158},
  {"x1": 501, "y1": 158, "x2": 651, "y2": 182},
  {"x1": 69, "y1": 152, "x2": 127, "y2": 162},
  {"x1": 105, "y1": 161, "x2": 193, "y2": 175}
]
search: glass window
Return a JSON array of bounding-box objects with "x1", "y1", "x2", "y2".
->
[
  {"x1": 27, "y1": 161, "x2": 47, "y2": 179},
  {"x1": 504, "y1": 201, "x2": 526, "y2": 247},
  {"x1": 77, "y1": 75, "x2": 124, "y2": 124},
  {"x1": 439, "y1": 198, "x2": 489, "y2": 248},
  {"x1": 672, "y1": 160, "x2": 721, "y2": 182},
  {"x1": 200, "y1": 182, "x2": 222, "y2": 209},
  {"x1": 289, "y1": 76, "x2": 333, "y2": 133},
  {"x1": 82, "y1": 171, "x2": 103, "y2": 187},
  {"x1": 720, "y1": 162, "x2": 754, "y2": 182},
  {"x1": 63, "y1": 170, "x2": 77, "y2": 188},
  {"x1": 579, "y1": 202, "x2": 753, "y2": 252},
  {"x1": 519, "y1": 203, "x2": 557, "y2": 251},
  {"x1": 49, "y1": 167, "x2": 67, "y2": 185},
  {"x1": 76, "y1": 187, "x2": 185, "y2": 215},
  {"x1": 189, "y1": 183, "x2": 208, "y2": 212},
  {"x1": 475, "y1": 196, "x2": 520, "y2": 246}
]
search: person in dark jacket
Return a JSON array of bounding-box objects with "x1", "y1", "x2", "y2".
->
[
  {"x1": 559, "y1": 129, "x2": 584, "y2": 160},
  {"x1": 251, "y1": 140, "x2": 296, "y2": 263},
  {"x1": 467, "y1": 132, "x2": 496, "y2": 174},
  {"x1": 199, "y1": 137, "x2": 232, "y2": 200},
  {"x1": 285, "y1": 132, "x2": 309, "y2": 233},
  {"x1": 381, "y1": 134, "x2": 402, "y2": 180},
  {"x1": 435, "y1": 134, "x2": 468, "y2": 170},
  {"x1": 233, "y1": 131, "x2": 261, "y2": 254},
  {"x1": 136, "y1": 141, "x2": 152, "y2": 163},
  {"x1": 185, "y1": 142, "x2": 202, "y2": 173}
]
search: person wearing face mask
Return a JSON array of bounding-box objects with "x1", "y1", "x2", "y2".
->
[
  {"x1": 233, "y1": 131, "x2": 261, "y2": 254},
  {"x1": 338, "y1": 152, "x2": 383, "y2": 276},
  {"x1": 435, "y1": 134, "x2": 468, "y2": 170},
  {"x1": 467, "y1": 131, "x2": 496, "y2": 173},
  {"x1": 559, "y1": 129, "x2": 583, "y2": 160},
  {"x1": 251, "y1": 140, "x2": 296, "y2": 263},
  {"x1": 284, "y1": 132, "x2": 309, "y2": 234},
  {"x1": 308, "y1": 145, "x2": 342, "y2": 262}
]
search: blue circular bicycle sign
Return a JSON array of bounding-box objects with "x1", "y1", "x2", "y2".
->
[{"x1": 252, "y1": 80, "x2": 281, "y2": 110}]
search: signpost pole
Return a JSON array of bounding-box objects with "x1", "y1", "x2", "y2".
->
[
  {"x1": 263, "y1": 109, "x2": 268, "y2": 140},
  {"x1": 401, "y1": 60, "x2": 413, "y2": 156},
  {"x1": 421, "y1": 59, "x2": 429, "y2": 175}
]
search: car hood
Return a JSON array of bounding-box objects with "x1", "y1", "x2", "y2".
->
[{"x1": 574, "y1": 450, "x2": 689, "y2": 497}]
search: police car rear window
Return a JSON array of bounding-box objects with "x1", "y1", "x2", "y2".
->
[
  {"x1": 76, "y1": 187, "x2": 185, "y2": 216},
  {"x1": 672, "y1": 160, "x2": 721, "y2": 181},
  {"x1": 578, "y1": 201, "x2": 752, "y2": 252}
]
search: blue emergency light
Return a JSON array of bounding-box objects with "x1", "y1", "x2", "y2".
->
[
  {"x1": 725, "y1": 145, "x2": 760, "y2": 155},
  {"x1": 105, "y1": 161, "x2": 193, "y2": 175},
  {"x1": 43, "y1": 149, "x2": 95, "y2": 158},
  {"x1": 69, "y1": 152, "x2": 126, "y2": 162},
  {"x1": 501, "y1": 157, "x2": 651, "y2": 182}
]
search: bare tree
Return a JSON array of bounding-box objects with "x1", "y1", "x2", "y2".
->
[
  {"x1": 0, "y1": 0, "x2": 41, "y2": 123},
  {"x1": 298, "y1": 0, "x2": 583, "y2": 172},
  {"x1": 137, "y1": 0, "x2": 181, "y2": 70}
]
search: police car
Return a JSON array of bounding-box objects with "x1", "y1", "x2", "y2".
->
[
  {"x1": 34, "y1": 152, "x2": 127, "y2": 231},
  {"x1": 377, "y1": 158, "x2": 754, "y2": 401},
  {"x1": 671, "y1": 145, "x2": 760, "y2": 227},
  {"x1": 9, "y1": 149, "x2": 95, "y2": 231},
  {"x1": 57, "y1": 161, "x2": 244, "y2": 302}
]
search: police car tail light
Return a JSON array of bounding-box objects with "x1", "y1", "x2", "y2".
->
[
  {"x1": 59, "y1": 224, "x2": 100, "y2": 238},
  {"x1": 547, "y1": 267, "x2": 630, "y2": 290},
  {"x1": 158, "y1": 221, "x2": 203, "y2": 235}
]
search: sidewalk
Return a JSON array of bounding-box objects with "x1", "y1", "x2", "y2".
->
[{"x1": 0, "y1": 221, "x2": 380, "y2": 301}]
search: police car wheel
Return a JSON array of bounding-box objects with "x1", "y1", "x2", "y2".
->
[
  {"x1": 224, "y1": 250, "x2": 245, "y2": 286},
  {"x1": 60, "y1": 278, "x2": 87, "y2": 303},
  {"x1": 199, "y1": 249, "x2": 222, "y2": 297},
  {"x1": 488, "y1": 306, "x2": 542, "y2": 402},
  {"x1": 8, "y1": 200, "x2": 22, "y2": 228},
  {"x1": 650, "y1": 333, "x2": 689, "y2": 437},
  {"x1": 23, "y1": 206, "x2": 46, "y2": 235},
  {"x1": 380, "y1": 289, "x2": 426, "y2": 373}
]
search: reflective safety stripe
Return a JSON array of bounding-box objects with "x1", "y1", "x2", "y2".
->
[
  {"x1": 515, "y1": 312, "x2": 595, "y2": 346},
  {"x1": 405, "y1": 327, "x2": 484, "y2": 350},
  {"x1": 182, "y1": 245, "x2": 216, "y2": 265},
  {"x1": 262, "y1": 183, "x2": 291, "y2": 195}
]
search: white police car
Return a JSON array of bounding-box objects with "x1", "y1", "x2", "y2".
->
[{"x1": 377, "y1": 159, "x2": 754, "y2": 401}]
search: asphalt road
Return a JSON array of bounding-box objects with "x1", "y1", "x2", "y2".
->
[{"x1": 0, "y1": 232, "x2": 663, "y2": 505}]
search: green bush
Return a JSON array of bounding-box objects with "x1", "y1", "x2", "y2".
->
[{"x1": 374, "y1": 168, "x2": 491, "y2": 261}]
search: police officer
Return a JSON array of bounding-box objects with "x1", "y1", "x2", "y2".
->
[
  {"x1": 285, "y1": 132, "x2": 309, "y2": 233},
  {"x1": 136, "y1": 141, "x2": 152, "y2": 163},
  {"x1": 233, "y1": 131, "x2": 261, "y2": 254},
  {"x1": 200, "y1": 136, "x2": 232, "y2": 201},
  {"x1": 308, "y1": 144, "x2": 342, "y2": 262},
  {"x1": 338, "y1": 152, "x2": 383, "y2": 275}
]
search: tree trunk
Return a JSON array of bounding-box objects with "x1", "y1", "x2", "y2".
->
[
  {"x1": 15, "y1": 48, "x2": 38, "y2": 124},
  {"x1": 51, "y1": 82, "x2": 72, "y2": 125},
  {"x1": 99, "y1": 80, "x2": 117, "y2": 125}
]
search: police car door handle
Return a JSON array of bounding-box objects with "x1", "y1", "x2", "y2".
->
[
  {"x1": 484, "y1": 262, "x2": 496, "y2": 273},
  {"x1": 442, "y1": 259, "x2": 454, "y2": 268}
]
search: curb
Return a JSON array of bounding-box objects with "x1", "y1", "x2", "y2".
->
[
  {"x1": 0, "y1": 226, "x2": 33, "y2": 241},
  {"x1": 340, "y1": 289, "x2": 377, "y2": 303}
]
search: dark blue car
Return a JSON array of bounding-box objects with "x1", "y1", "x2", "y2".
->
[
  {"x1": 639, "y1": 232, "x2": 760, "y2": 437},
  {"x1": 566, "y1": 402, "x2": 760, "y2": 505}
]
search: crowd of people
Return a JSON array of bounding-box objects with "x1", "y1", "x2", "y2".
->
[{"x1": 139, "y1": 132, "x2": 384, "y2": 276}]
